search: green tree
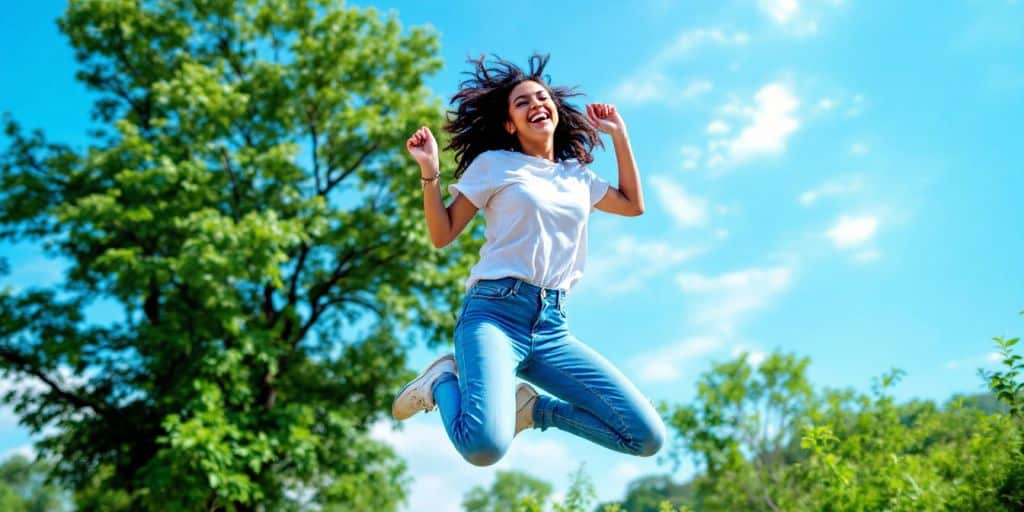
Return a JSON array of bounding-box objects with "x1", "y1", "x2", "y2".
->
[
  {"x1": 0, "y1": 454, "x2": 69, "y2": 512},
  {"x1": 663, "y1": 334, "x2": 1024, "y2": 511},
  {"x1": 462, "y1": 470, "x2": 554, "y2": 512},
  {"x1": 0, "y1": 0, "x2": 479, "y2": 510},
  {"x1": 595, "y1": 475, "x2": 693, "y2": 512},
  {"x1": 663, "y1": 352, "x2": 814, "y2": 511}
]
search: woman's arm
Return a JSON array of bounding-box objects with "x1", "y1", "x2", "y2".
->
[
  {"x1": 407, "y1": 126, "x2": 479, "y2": 248},
  {"x1": 587, "y1": 104, "x2": 645, "y2": 217}
]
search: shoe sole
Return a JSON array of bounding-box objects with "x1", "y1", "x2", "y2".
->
[{"x1": 391, "y1": 356, "x2": 453, "y2": 420}]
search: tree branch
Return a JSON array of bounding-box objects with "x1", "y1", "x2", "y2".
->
[
  {"x1": 322, "y1": 141, "x2": 380, "y2": 196},
  {"x1": 220, "y1": 147, "x2": 243, "y2": 222},
  {"x1": 0, "y1": 346, "x2": 113, "y2": 420},
  {"x1": 309, "y1": 115, "x2": 322, "y2": 194}
]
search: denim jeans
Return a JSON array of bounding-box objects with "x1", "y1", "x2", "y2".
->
[{"x1": 432, "y1": 277, "x2": 666, "y2": 466}]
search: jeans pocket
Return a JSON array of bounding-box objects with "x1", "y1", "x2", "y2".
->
[{"x1": 470, "y1": 282, "x2": 514, "y2": 300}]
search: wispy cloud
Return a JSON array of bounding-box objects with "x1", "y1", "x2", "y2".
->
[
  {"x1": 370, "y1": 417, "x2": 579, "y2": 512},
  {"x1": 799, "y1": 175, "x2": 865, "y2": 206},
  {"x1": 727, "y1": 84, "x2": 800, "y2": 161},
  {"x1": 757, "y1": 0, "x2": 846, "y2": 37},
  {"x1": 611, "y1": 27, "x2": 747, "y2": 106},
  {"x1": 653, "y1": 28, "x2": 751, "y2": 64},
  {"x1": 825, "y1": 215, "x2": 878, "y2": 248},
  {"x1": 945, "y1": 351, "x2": 1002, "y2": 371},
  {"x1": 681, "y1": 145, "x2": 702, "y2": 170},
  {"x1": 677, "y1": 265, "x2": 795, "y2": 332},
  {"x1": 697, "y1": 83, "x2": 801, "y2": 171},
  {"x1": 613, "y1": 76, "x2": 714, "y2": 107},
  {"x1": 760, "y1": 0, "x2": 800, "y2": 24},
  {"x1": 584, "y1": 234, "x2": 704, "y2": 295},
  {"x1": 706, "y1": 120, "x2": 731, "y2": 135},
  {"x1": 650, "y1": 176, "x2": 710, "y2": 228},
  {"x1": 631, "y1": 336, "x2": 725, "y2": 382}
]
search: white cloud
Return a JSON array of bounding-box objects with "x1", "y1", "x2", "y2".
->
[
  {"x1": 631, "y1": 336, "x2": 724, "y2": 382},
  {"x1": 0, "y1": 444, "x2": 35, "y2": 462},
  {"x1": 681, "y1": 145, "x2": 702, "y2": 170},
  {"x1": 849, "y1": 143, "x2": 869, "y2": 156},
  {"x1": 614, "y1": 73, "x2": 671, "y2": 105},
  {"x1": 655, "y1": 28, "x2": 750, "y2": 63},
  {"x1": 371, "y1": 417, "x2": 580, "y2": 512},
  {"x1": 650, "y1": 176, "x2": 710, "y2": 228},
  {"x1": 583, "y1": 235, "x2": 704, "y2": 295},
  {"x1": 682, "y1": 80, "x2": 714, "y2": 98},
  {"x1": 728, "y1": 84, "x2": 800, "y2": 160},
  {"x1": 945, "y1": 352, "x2": 1002, "y2": 370},
  {"x1": 706, "y1": 120, "x2": 731, "y2": 135},
  {"x1": 758, "y1": 0, "x2": 843, "y2": 36},
  {"x1": 611, "y1": 27, "x2": 745, "y2": 106},
  {"x1": 613, "y1": 76, "x2": 713, "y2": 106},
  {"x1": 760, "y1": 0, "x2": 799, "y2": 23},
  {"x1": 731, "y1": 345, "x2": 768, "y2": 367},
  {"x1": 677, "y1": 265, "x2": 794, "y2": 332},
  {"x1": 700, "y1": 83, "x2": 801, "y2": 172},
  {"x1": 799, "y1": 175, "x2": 865, "y2": 206},
  {"x1": 826, "y1": 215, "x2": 878, "y2": 248}
]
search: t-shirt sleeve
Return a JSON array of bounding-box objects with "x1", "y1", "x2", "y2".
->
[
  {"x1": 447, "y1": 152, "x2": 494, "y2": 208},
  {"x1": 583, "y1": 164, "x2": 612, "y2": 206}
]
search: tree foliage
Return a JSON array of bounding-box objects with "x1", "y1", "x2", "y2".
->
[
  {"x1": 0, "y1": 454, "x2": 69, "y2": 512},
  {"x1": 653, "y1": 319, "x2": 1024, "y2": 512},
  {"x1": 0, "y1": 0, "x2": 479, "y2": 510},
  {"x1": 462, "y1": 470, "x2": 553, "y2": 512}
]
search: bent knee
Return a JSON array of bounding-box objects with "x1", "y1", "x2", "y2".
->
[
  {"x1": 631, "y1": 417, "x2": 666, "y2": 457},
  {"x1": 460, "y1": 437, "x2": 510, "y2": 466}
]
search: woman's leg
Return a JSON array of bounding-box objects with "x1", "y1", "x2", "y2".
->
[
  {"x1": 518, "y1": 332, "x2": 665, "y2": 457},
  {"x1": 433, "y1": 296, "x2": 527, "y2": 466}
]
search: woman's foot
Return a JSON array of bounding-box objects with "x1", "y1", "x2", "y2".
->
[
  {"x1": 391, "y1": 354, "x2": 457, "y2": 420},
  {"x1": 515, "y1": 382, "x2": 539, "y2": 435}
]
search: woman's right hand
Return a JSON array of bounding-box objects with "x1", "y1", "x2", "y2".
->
[{"x1": 406, "y1": 126, "x2": 439, "y2": 171}]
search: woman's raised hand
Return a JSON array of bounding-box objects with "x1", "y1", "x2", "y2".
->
[
  {"x1": 586, "y1": 103, "x2": 627, "y2": 136},
  {"x1": 406, "y1": 126, "x2": 440, "y2": 170}
]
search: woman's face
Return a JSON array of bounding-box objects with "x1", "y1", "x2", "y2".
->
[{"x1": 505, "y1": 80, "x2": 559, "y2": 144}]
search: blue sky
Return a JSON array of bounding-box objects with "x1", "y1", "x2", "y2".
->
[{"x1": 2, "y1": 0, "x2": 1023, "y2": 510}]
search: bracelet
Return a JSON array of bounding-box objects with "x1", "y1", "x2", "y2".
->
[{"x1": 420, "y1": 169, "x2": 440, "y2": 185}]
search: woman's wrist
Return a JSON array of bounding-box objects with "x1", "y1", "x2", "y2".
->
[
  {"x1": 420, "y1": 162, "x2": 439, "y2": 178},
  {"x1": 419, "y1": 164, "x2": 440, "y2": 188}
]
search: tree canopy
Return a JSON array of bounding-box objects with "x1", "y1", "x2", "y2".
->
[{"x1": 0, "y1": 0, "x2": 479, "y2": 509}]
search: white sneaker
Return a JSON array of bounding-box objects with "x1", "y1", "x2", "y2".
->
[
  {"x1": 515, "y1": 383, "x2": 539, "y2": 435},
  {"x1": 391, "y1": 354, "x2": 457, "y2": 420}
]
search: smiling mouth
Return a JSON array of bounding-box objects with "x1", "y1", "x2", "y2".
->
[
  {"x1": 529, "y1": 111, "x2": 551, "y2": 125},
  {"x1": 528, "y1": 110, "x2": 552, "y2": 124}
]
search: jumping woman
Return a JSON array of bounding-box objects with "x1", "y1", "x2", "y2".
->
[{"x1": 395, "y1": 53, "x2": 665, "y2": 466}]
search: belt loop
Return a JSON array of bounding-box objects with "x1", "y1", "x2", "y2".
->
[{"x1": 512, "y1": 279, "x2": 522, "y2": 295}]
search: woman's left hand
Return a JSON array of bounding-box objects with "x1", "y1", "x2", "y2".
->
[{"x1": 586, "y1": 103, "x2": 627, "y2": 136}]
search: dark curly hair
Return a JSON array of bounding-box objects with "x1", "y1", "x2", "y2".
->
[{"x1": 443, "y1": 53, "x2": 604, "y2": 179}]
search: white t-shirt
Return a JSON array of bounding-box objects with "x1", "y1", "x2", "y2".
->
[{"x1": 448, "y1": 149, "x2": 611, "y2": 295}]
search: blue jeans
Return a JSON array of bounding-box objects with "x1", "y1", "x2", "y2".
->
[{"x1": 432, "y1": 277, "x2": 665, "y2": 466}]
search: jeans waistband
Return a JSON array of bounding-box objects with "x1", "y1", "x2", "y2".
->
[{"x1": 476, "y1": 277, "x2": 566, "y2": 305}]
